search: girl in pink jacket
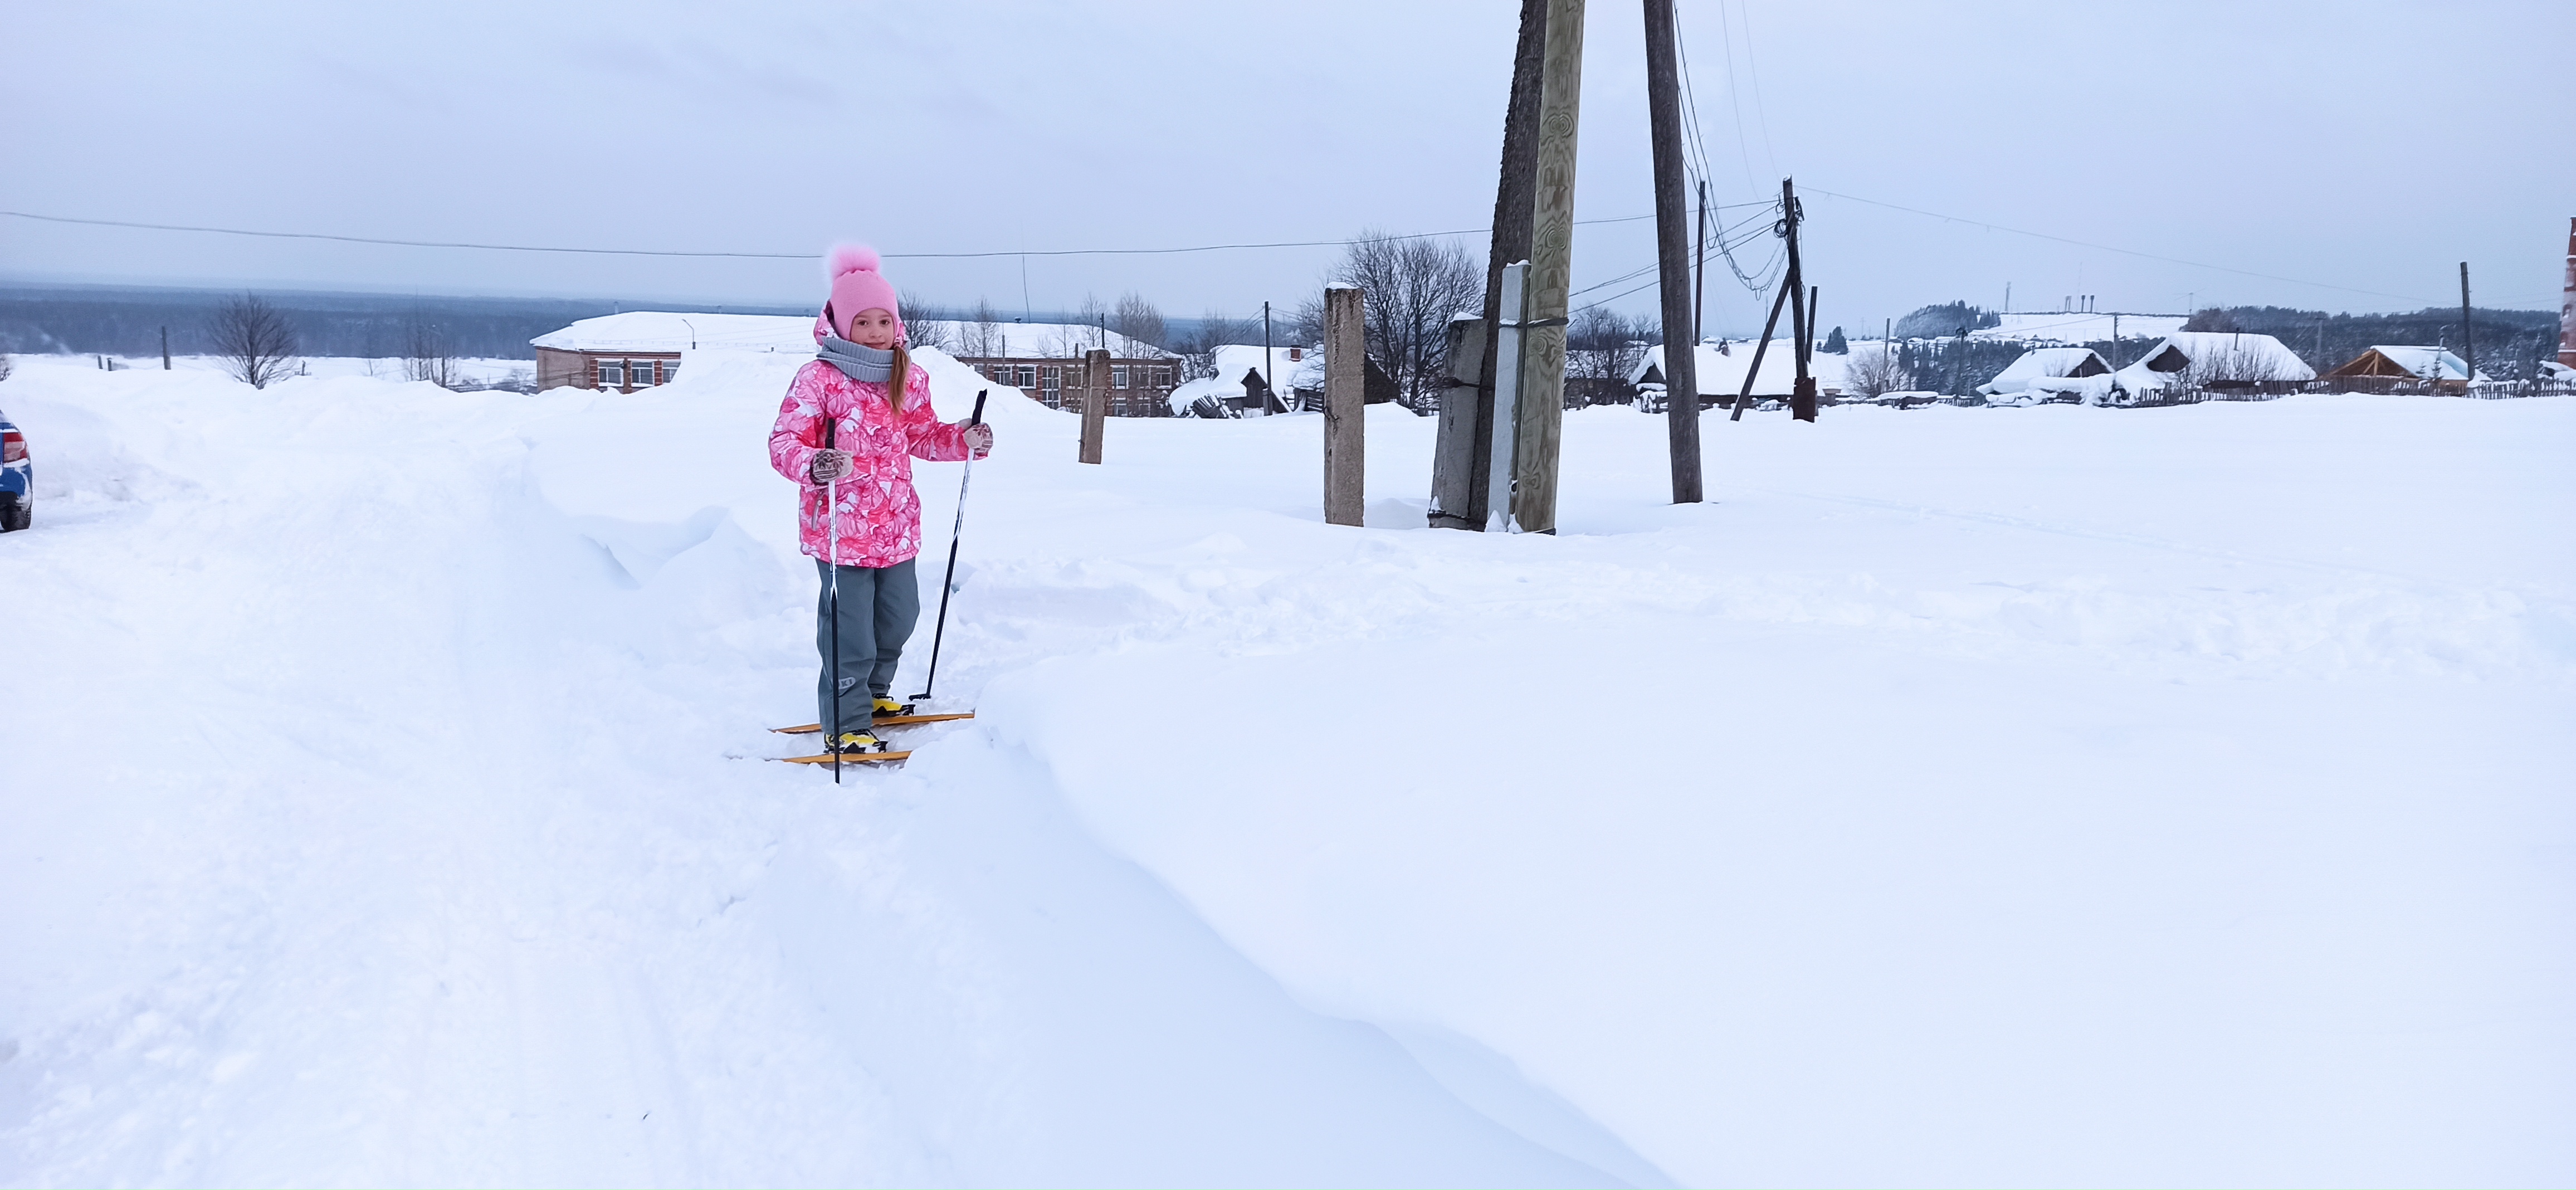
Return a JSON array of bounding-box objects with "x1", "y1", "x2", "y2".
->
[{"x1": 769, "y1": 245, "x2": 994, "y2": 753}]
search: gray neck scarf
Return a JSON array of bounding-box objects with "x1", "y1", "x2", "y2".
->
[{"x1": 817, "y1": 334, "x2": 895, "y2": 382}]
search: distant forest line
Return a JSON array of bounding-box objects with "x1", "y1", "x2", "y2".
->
[
  {"x1": 2, "y1": 284, "x2": 2561, "y2": 387},
  {"x1": 0, "y1": 285, "x2": 808, "y2": 360}
]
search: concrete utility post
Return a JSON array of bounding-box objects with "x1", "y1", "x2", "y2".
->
[
  {"x1": 1643, "y1": 0, "x2": 1702, "y2": 503},
  {"x1": 1079, "y1": 348, "x2": 1109, "y2": 464},
  {"x1": 1512, "y1": 0, "x2": 1585, "y2": 535},
  {"x1": 1324, "y1": 286, "x2": 1366, "y2": 526},
  {"x1": 1487, "y1": 263, "x2": 1530, "y2": 531}
]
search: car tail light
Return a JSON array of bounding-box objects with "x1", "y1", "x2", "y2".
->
[{"x1": 1, "y1": 430, "x2": 22, "y2": 464}]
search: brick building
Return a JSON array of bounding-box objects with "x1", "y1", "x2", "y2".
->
[
  {"x1": 530, "y1": 311, "x2": 815, "y2": 392},
  {"x1": 924, "y1": 320, "x2": 1180, "y2": 416}
]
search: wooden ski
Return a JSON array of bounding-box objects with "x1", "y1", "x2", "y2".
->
[
  {"x1": 775, "y1": 750, "x2": 913, "y2": 765},
  {"x1": 772, "y1": 713, "x2": 974, "y2": 734}
]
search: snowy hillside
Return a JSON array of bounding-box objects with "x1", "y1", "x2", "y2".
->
[{"x1": 3, "y1": 353, "x2": 2570, "y2": 1186}]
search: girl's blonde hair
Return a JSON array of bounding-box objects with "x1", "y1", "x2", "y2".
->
[{"x1": 887, "y1": 342, "x2": 910, "y2": 413}]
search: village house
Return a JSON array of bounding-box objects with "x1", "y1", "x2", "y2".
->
[
  {"x1": 2321, "y1": 346, "x2": 2486, "y2": 393},
  {"x1": 1165, "y1": 344, "x2": 1303, "y2": 416},
  {"x1": 1628, "y1": 339, "x2": 1847, "y2": 411},
  {"x1": 924, "y1": 321, "x2": 1180, "y2": 417},
  {"x1": 531, "y1": 311, "x2": 819, "y2": 392},
  {"x1": 1978, "y1": 346, "x2": 2112, "y2": 404},
  {"x1": 2108, "y1": 331, "x2": 2314, "y2": 402},
  {"x1": 528, "y1": 313, "x2": 1185, "y2": 417}
]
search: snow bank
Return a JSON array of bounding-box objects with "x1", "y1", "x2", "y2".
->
[{"x1": 4, "y1": 350, "x2": 2570, "y2": 1186}]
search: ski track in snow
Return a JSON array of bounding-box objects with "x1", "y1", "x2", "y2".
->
[{"x1": 2, "y1": 352, "x2": 2570, "y2": 1186}]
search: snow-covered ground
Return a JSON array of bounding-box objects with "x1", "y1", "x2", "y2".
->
[
  {"x1": 63, "y1": 354, "x2": 534, "y2": 388},
  {"x1": 3, "y1": 351, "x2": 2569, "y2": 1186}
]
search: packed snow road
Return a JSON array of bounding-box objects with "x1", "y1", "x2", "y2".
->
[{"x1": 2, "y1": 353, "x2": 2569, "y2": 1186}]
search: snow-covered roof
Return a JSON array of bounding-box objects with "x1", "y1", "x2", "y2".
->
[
  {"x1": 915, "y1": 320, "x2": 1175, "y2": 360},
  {"x1": 530, "y1": 312, "x2": 816, "y2": 354},
  {"x1": 531, "y1": 311, "x2": 1179, "y2": 359},
  {"x1": 1968, "y1": 312, "x2": 2186, "y2": 346},
  {"x1": 2113, "y1": 331, "x2": 2316, "y2": 389},
  {"x1": 1208, "y1": 344, "x2": 1303, "y2": 390},
  {"x1": 2354, "y1": 345, "x2": 2481, "y2": 382},
  {"x1": 1629, "y1": 340, "x2": 1851, "y2": 396},
  {"x1": 1977, "y1": 347, "x2": 2110, "y2": 396}
]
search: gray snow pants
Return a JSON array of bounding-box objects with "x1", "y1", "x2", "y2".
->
[{"x1": 815, "y1": 557, "x2": 920, "y2": 737}]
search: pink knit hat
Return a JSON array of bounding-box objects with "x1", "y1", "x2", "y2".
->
[{"x1": 816, "y1": 243, "x2": 904, "y2": 344}]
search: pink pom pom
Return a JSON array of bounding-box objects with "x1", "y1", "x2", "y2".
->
[{"x1": 826, "y1": 243, "x2": 879, "y2": 277}]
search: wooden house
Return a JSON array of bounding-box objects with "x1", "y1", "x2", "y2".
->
[{"x1": 2321, "y1": 345, "x2": 2482, "y2": 393}]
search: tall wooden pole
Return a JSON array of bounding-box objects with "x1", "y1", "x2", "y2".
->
[
  {"x1": 1644, "y1": 0, "x2": 1701, "y2": 504},
  {"x1": 1513, "y1": 0, "x2": 1585, "y2": 535},
  {"x1": 1692, "y1": 178, "x2": 1709, "y2": 346},
  {"x1": 1079, "y1": 348, "x2": 1108, "y2": 464},
  {"x1": 1456, "y1": 0, "x2": 1549, "y2": 530},
  {"x1": 2458, "y1": 261, "x2": 2476, "y2": 386},
  {"x1": 1780, "y1": 178, "x2": 1818, "y2": 422},
  {"x1": 1323, "y1": 286, "x2": 1366, "y2": 525}
]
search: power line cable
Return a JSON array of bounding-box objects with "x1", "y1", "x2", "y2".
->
[
  {"x1": 0, "y1": 206, "x2": 1760, "y2": 264},
  {"x1": 1802, "y1": 188, "x2": 2445, "y2": 305},
  {"x1": 1727, "y1": 0, "x2": 1781, "y2": 177}
]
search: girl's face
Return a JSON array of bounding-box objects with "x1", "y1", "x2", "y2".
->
[{"x1": 846, "y1": 308, "x2": 899, "y2": 349}]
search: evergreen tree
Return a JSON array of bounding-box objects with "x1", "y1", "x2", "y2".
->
[{"x1": 1822, "y1": 326, "x2": 1847, "y2": 354}]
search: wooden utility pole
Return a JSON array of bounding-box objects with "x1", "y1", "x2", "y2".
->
[
  {"x1": 2459, "y1": 262, "x2": 2476, "y2": 385},
  {"x1": 1078, "y1": 348, "x2": 1108, "y2": 464},
  {"x1": 1512, "y1": 0, "x2": 1586, "y2": 535},
  {"x1": 1324, "y1": 286, "x2": 1366, "y2": 525},
  {"x1": 1447, "y1": 0, "x2": 1550, "y2": 531},
  {"x1": 1262, "y1": 300, "x2": 1275, "y2": 412},
  {"x1": 1779, "y1": 178, "x2": 1817, "y2": 422},
  {"x1": 1643, "y1": 0, "x2": 1702, "y2": 504},
  {"x1": 1793, "y1": 284, "x2": 1819, "y2": 421},
  {"x1": 1692, "y1": 178, "x2": 1709, "y2": 345}
]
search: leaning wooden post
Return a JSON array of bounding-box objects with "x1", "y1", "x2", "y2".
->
[
  {"x1": 1323, "y1": 285, "x2": 1366, "y2": 526},
  {"x1": 1079, "y1": 348, "x2": 1109, "y2": 464},
  {"x1": 1513, "y1": 0, "x2": 1585, "y2": 535}
]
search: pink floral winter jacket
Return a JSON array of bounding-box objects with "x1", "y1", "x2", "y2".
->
[{"x1": 768, "y1": 360, "x2": 973, "y2": 568}]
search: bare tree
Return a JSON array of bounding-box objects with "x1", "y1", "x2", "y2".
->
[
  {"x1": 959, "y1": 298, "x2": 1002, "y2": 359},
  {"x1": 0, "y1": 353, "x2": 12, "y2": 382},
  {"x1": 1319, "y1": 230, "x2": 1484, "y2": 411},
  {"x1": 1567, "y1": 307, "x2": 1656, "y2": 404},
  {"x1": 1175, "y1": 309, "x2": 1255, "y2": 378},
  {"x1": 208, "y1": 294, "x2": 300, "y2": 389},
  {"x1": 1842, "y1": 341, "x2": 1909, "y2": 400},
  {"x1": 403, "y1": 314, "x2": 465, "y2": 389},
  {"x1": 1111, "y1": 291, "x2": 1167, "y2": 352},
  {"x1": 2180, "y1": 339, "x2": 2302, "y2": 388},
  {"x1": 899, "y1": 290, "x2": 952, "y2": 351}
]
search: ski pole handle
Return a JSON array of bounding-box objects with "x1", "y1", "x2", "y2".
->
[{"x1": 970, "y1": 388, "x2": 988, "y2": 426}]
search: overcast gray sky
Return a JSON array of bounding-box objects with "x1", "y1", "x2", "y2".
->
[{"x1": 5, "y1": 1, "x2": 2570, "y2": 335}]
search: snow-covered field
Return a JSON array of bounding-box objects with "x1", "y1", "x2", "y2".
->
[
  {"x1": 3, "y1": 351, "x2": 2569, "y2": 1187},
  {"x1": 64, "y1": 354, "x2": 534, "y2": 388}
]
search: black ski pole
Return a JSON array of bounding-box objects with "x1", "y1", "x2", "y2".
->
[
  {"x1": 913, "y1": 389, "x2": 987, "y2": 704},
  {"x1": 824, "y1": 413, "x2": 841, "y2": 782}
]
